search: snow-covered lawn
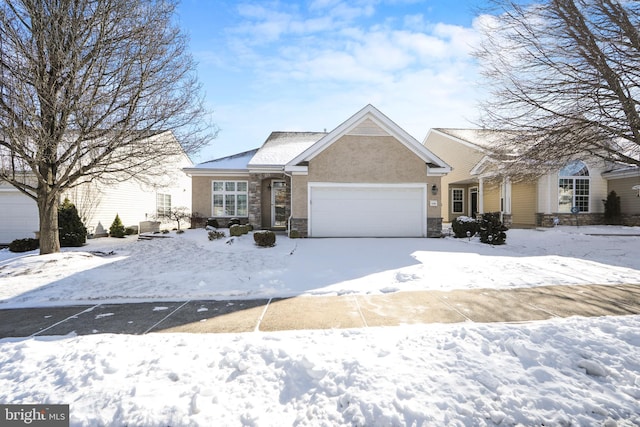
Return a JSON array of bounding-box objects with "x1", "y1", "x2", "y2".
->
[
  {"x1": 1, "y1": 226, "x2": 639, "y2": 426},
  {"x1": 1, "y1": 226, "x2": 640, "y2": 307}
]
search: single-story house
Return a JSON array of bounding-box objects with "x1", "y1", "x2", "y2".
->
[
  {"x1": 423, "y1": 128, "x2": 640, "y2": 227},
  {"x1": 184, "y1": 105, "x2": 452, "y2": 237},
  {"x1": 0, "y1": 131, "x2": 193, "y2": 244}
]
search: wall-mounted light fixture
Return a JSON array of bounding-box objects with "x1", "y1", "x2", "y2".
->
[{"x1": 431, "y1": 184, "x2": 438, "y2": 196}]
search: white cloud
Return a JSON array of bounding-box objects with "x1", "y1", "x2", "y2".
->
[{"x1": 193, "y1": 0, "x2": 487, "y2": 162}]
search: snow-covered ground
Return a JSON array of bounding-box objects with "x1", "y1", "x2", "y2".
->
[
  {"x1": 1, "y1": 226, "x2": 639, "y2": 426},
  {"x1": 1, "y1": 226, "x2": 640, "y2": 307}
]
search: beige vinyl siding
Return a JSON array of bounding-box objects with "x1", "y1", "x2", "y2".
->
[
  {"x1": 483, "y1": 184, "x2": 501, "y2": 213},
  {"x1": 423, "y1": 131, "x2": 485, "y2": 222},
  {"x1": 586, "y1": 162, "x2": 608, "y2": 213},
  {"x1": 608, "y1": 176, "x2": 640, "y2": 214},
  {"x1": 511, "y1": 182, "x2": 537, "y2": 226}
]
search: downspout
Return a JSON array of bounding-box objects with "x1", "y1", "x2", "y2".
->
[{"x1": 284, "y1": 169, "x2": 293, "y2": 237}]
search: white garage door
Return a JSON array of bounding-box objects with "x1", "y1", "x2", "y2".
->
[
  {"x1": 309, "y1": 184, "x2": 426, "y2": 237},
  {"x1": 0, "y1": 190, "x2": 39, "y2": 244}
]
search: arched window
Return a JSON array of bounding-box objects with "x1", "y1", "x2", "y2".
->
[{"x1": 558, "y1": 160, "x2": 590, "y2": 213}]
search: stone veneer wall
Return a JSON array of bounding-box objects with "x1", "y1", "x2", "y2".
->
[
  {"x1": 248, "y1": 173, "x2": 291, "y2": 230},
  {"x1": 620, "y1": 214, "x2": 640, "y2": 226},
  {"x1": 536, "y1": 213, "x2": 605, "y2": 227},
  {"x1": 290, "y1": 218, "x2": 308, "y2": 237},
  {"x1": 427, "y1": 217, "x2": 443, "y2": 238}
]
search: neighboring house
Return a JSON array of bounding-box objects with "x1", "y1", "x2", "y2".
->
[
  {"x1": 423, "y1": 128, "x2": 618, "y2": 227},
  {"x1": 602, "y1": 165, "x2": 640, "y2": 226},
  {"x1": 184, "y1": 105, "x2": 451, "y2": 237},
  {"x1": 0, "y1": 131, "x2": 193, "y2": 244}
]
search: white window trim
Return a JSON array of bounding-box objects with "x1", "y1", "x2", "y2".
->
[
  {"x1": 156, "y1": 193, "x2": 171, "y2": 218},
  {"x1": 452, "y1": 188, "x2": 464, "y2": 214},
  {"x1": 212, "y1": 180, "x2": 249, "y2": 217},
  {"x1": 558, "y1": 162, "x2": 590, "y2": 213}
]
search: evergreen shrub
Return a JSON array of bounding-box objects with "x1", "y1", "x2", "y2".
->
[
  {"x1": 230, "y1": 224, "x2": 243, "y2": 237},
  {"x1": 452, "y1": 216, "x2": 478, "y2": 238},
  {"x1": 603, "y1": 191, "x2": 622, "y2": 225},
  {"x1": 109, "y1": 214, "x2": 126, "y2": 238},
  {"x1": 9, "y1": 238, "x2": 40, "y2": 253},
  {"x1": 254, "y1": 230, "x2": 276, "y2": 247},
  {"x1": 58, "y1": 198, "x2": 87, "y2": 247},
  {"x1": 478, "y1": 212, "x2": 508, "y2": 245}
]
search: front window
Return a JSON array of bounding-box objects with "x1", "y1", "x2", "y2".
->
[
  {"x1": 212, "y1": 181, "x2": 248, "y2": 217},
  {"x1": 452, "y1": 188, "x2": 464, "y2": 214},
  {"x1": 156, "y1": 193, "x2": 171, "y2": 218},
  {"x1": 558, "y1": 161, "x2": 590, "y2": 213}
]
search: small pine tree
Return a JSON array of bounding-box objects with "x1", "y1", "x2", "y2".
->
[
  {"x1": 58, "y1": 198, "x2": 87, "y2": 247},
  {"x1": 109, "y1": 214, "x2": 126, "y2": 238},
  {"x1": 603, "y1": 191, "x2": 622, "y2": 225}
]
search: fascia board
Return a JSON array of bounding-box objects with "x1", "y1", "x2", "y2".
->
[
  {"x1": 284, "y1": 165, "x2": 308, "y2": 174},
  {"x1": 426, "y1": 167, "x2": 451, "y2": 176},
  {"x1": 183, "y1": 168, "x2": 250, "y2": 177},
  {"x1": 601, "y1": 167, "x2": 640, "y2": 179}
]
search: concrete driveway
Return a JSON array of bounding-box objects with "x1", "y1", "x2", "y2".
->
[{"x1": 0, "y1": 283, "x2": 639, "y2": 338}]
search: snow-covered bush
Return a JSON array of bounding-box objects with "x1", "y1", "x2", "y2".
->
[
  {"x1": 208, "y1": 230, "x2": 225, "y2": 240},
  {"x1": 452, "y1": 216, "x2": 478, "y2": 238},
  {"x1": 254, "y1": 230, "x2": 276, "y2": 247},
  {"x1": 478, "y1": 212, "x2": 508, "y2": 245},
  {"x1": 230, "y1": 224, "x2": 243, "y2": 237}
]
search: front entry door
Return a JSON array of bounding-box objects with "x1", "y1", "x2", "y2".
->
[
  {"x1": 470, "y1": 188, "x2": 478, "y2": 218},
  {"x1": 271, "y1": 180, "x2": 287, "y2": 228}
]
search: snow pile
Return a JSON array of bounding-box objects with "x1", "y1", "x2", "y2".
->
[
  {"x1": 1, "y1": 316, "x2": 638, "y2": 426},
  {"x1": 1, "y1": 226, "x2": 640, "y2": 308},
  {"x1": 1, "y1": 226, "x2": 639, "y2": 426}
]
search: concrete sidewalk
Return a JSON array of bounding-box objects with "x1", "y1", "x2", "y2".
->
[{"x1": 0, "y1": 283, "x2": 639, "y2": 338}]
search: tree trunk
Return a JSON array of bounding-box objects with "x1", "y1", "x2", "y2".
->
[{"x1": 37, "y1": 187, "x2": 60, "y2": 255}]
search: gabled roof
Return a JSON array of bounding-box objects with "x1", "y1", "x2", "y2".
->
[
  {"x1": 429, "y1": 128, "x2": 516, "y2": 153},
  {"x1": 184, "y1": 149, "x2": 258, "y2": 175},
  {"x1": 248, "y1": 132, "x2": 326, "y2": 169},
  {"x1": 286, "y1": 104, "x2": 451, "y2": 173}
]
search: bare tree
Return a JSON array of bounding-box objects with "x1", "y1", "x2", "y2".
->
[
  {"x1": 0, "y1": 0, "x2": 212, "y2": 254},
  {"x1": 161, "y1": 206, "x2": 191, "y2": 231},
  {"x1": 474, "y1": 0, "x2": 640, "y2": 174}
]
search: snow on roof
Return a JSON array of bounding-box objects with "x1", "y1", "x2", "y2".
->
[
  {"x1": 248, "y1": 132, "x2": 327, "y2": 167},
  {"x1": 194, "y1": 149, "x2": 259, "y2": 170},
  {"x1": 434, "y1": 128, "x2": 514, "y2": 150}
]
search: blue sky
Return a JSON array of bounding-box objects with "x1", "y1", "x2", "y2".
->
[{"x1": 176, "y1": 0, "x2": 489, "y2": 163}]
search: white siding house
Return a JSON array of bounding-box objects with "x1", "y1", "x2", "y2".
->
[{"x1": 0, "y1": 132, "x2": 193, "y2": 244}]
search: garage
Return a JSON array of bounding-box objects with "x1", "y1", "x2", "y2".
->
[
  {"x1": 309, "y1": 184, "x2": 426, "y2": 237},
  {"x1": 0, "y1": 190, "x2": 39, "y2": 244}
]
